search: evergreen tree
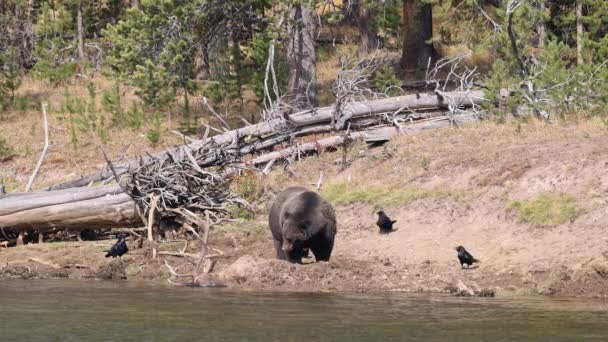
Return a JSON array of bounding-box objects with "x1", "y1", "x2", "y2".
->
[{"x1": 32, "y1": 1, "x2": 78, "y2": 84}]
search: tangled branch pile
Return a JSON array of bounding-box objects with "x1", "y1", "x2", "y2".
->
[{"x1": 117, "y1": 147, "x2": 249, "y2": 229}]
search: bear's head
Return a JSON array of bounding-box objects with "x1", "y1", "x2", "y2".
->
[{"x1": 280, "y1": 216, "x2": 311, "y2": 253}]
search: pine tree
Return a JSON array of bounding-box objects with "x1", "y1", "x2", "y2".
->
[{"x1": 32, "y1": 2, "x2": 78, "y2": 85}]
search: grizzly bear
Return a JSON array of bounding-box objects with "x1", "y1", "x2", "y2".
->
[{"x1": 268, "y1": 186, "x2": 337, "y2": 263}]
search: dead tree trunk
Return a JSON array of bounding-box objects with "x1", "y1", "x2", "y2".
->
[
  {"x1": 194, "y1": 44, "x2": 210, "y2": 80},
  {"x1": 77, "y1": 0, "x2": 85, "y2": 62},
  {"x1": 536, "y1": 0, "x2": 546, "y2": 48},
  {"x1": 357, "y1": 0, "x2": 376, "y2": 57},
  {"x1": 286, "y1": 3, "x2": 319, "y2": 109},
  {"x1": 576, "y1": 1, "x2": 584, "y2": 65},
  {"x1": 401, "y1": 0, "x2": 434, "y2": 75}
]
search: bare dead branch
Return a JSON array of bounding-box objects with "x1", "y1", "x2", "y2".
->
[
  {"x1": 25, "y1": 103, "x2": 49, "y2": 192},
  {"x1": 262, "y1": 159, "x2": 276, "y2": 175},
  {"x1": 28, "y1": 257, "x2": 61, "y2": 270},
  {"x1": 316, "y1": 171, "x2": 323, "y2": 191},
  {"x1": 201, "y1": 97, "x2": 231, "y2": 130},
  {"x1": 147, "y1": 194, "x2": 158, "y2": 259}
]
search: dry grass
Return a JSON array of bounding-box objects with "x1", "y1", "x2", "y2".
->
[
  {"x1": 0, "y1": 76, "x2": 184, "y2": 191},
  {"x1": 388, "y1": 117, "x2": 608, "y2": 171}
]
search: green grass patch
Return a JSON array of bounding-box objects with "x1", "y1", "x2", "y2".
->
[
  {"x1": 13, "y1": 95, "x2": 30, "y2": 112},
  {"x1": 0, "y1": 134, "x2": 15, "y2": 160},
  {"x1": 227, "y1": 204, "x2": 255, "y2": 221},
  {"x1": 507, "y1": 192, "x2": 579, "y2": 226},
  {"x1": 321, "y1": 181, "x2": 467, "y2": 209},
  {"x1": 0, "y1": 175, "x2": 21, "y2": 192},
  {"x1": 230, "y1": 171, "x2": 263, "y2": 203},
  {"x1": 228, "y1": 171, "x2": 263, "y2": 221}
]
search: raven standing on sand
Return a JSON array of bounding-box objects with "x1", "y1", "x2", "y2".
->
[
  {"x1": 105, "y1": 234, "x2": 128, "y2": 258},
  {"x1": 376, "y1": 211, "x2": 397, "y2": 234},
  {"x1": 455, "y1": 246, "x2": 479, "y2": 269}
]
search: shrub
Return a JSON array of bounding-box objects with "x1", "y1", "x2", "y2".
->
[
  {"x1": 146, "y1": 111, "x2": 162, "y2": 145},
  {"x1": 102, "y1": 82, "x2": 124, "y2": 126},
  {"x1": 373, "y1": 65, "x2": 402, "y2": 97},
  {"x1": 0, "y1": 134, "x2": 15, "y2": 160},
  {"x1": 13, "y1": 95, "x2": 29, "y2": 112},
  {"x1": 125, "y1": 102, "x2": 144, "y2": 131},
  {"x1": 227, "y1": 204, "x2": 255, "y2": 221},
  {"x1": 133, "y1": 60, "x2": 176, "y2": 110},
  {"x1": 0, "y1": 47, "x2": 22, "y2": 110},
  {"x1": 507, "y1": 193, "x2": 579, "y2": 226},
  {"x1": 230, "y1": 171, "x2": 263, "y2": 204}
]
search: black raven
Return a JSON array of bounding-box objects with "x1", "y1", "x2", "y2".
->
[
  {"x1": 105, "y1": 234, "x2": 128, "y2": 258},
  {"x1": 376, "y1": 210, "x2": 397, "y2": 234},
  {"x1": 455, "y1": 246, "x2": 479, "y2": 269}
]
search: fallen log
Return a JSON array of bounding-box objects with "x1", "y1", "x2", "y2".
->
[
  {"x1": 245, "y1": 113, "x2": 478, "y2": 166},
  {"x1": 367, "y1": 113, "x2": 480, "y2": 142},
  {"x1": 287, "y1": 91, "x2": 483, "y2": 127},
  {"x1": 0, "y1": 185, "x2": 124, "y2": 216},
  {"x1": 0, "y1": 188, "x2": 140, "y2": 231},
  {"x1": 0, "y1": 112, "x2": 480, "y2": 231},
  {"x1": 47, "y1": 91, "x2": 485, "y2": 191}
]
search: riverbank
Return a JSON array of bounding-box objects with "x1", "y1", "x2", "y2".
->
[{"x1": 2, "y1": 119, "x2": 608, "y2": 297}]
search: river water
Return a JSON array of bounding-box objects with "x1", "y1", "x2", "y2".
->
[{"x1": 0, "y1": 280, "x2": 607, "y2": 341}]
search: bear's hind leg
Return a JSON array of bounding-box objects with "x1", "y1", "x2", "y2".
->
[{"x1": 310, "y1": 237, "x2": 334, "y2": 262}]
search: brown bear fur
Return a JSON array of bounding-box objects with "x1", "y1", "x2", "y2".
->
[{"x1": 268, "y1": 186, "x2": 337, "y2": 263}]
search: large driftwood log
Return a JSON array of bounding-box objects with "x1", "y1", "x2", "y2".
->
[
  {"x1": 0, "y1": 186, "x2": 139, "y2": 231},
  {"x1": 0, "y1": 185, "x2": 124, "y2": 216},
  {"x1": 48, "y1": 91, "x2": 484, "y2": 191}
]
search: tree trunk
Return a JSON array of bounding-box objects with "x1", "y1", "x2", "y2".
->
[
  {"x1": 194, "y1": 44, "x2": 210, "y2": 80},
  {"x1": 401, "y1": 0, "x2": 434, "y2": 74},
  {"x1": 28, "y1": 0, "x2": 34, "y2": 17},
  {"x1": 576, "y1": 1, "x2": 583, "y2": 65},
  {"x1": 358, "y1": 1, "x2": 376, "y2": 57},
  {"x1": 231, "y1": 29, "x2": 244, "y2": 112},
  {"x1": 77, "y1": 0, "x2": 85, "y2": 62},
  {"x1": 130, "y1": 0, "x2": 139, "y2": 9},
  {"x1": 286, "y1": 3, "x2": 319, "y2": 110},
  {"x1": 536, "y1": 0, "x2": 545, "y2": 48}
]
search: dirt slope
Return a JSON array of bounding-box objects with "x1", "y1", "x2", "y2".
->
[{"x1": 2, "y1": 119, "x2": 608, "y2": 297}]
